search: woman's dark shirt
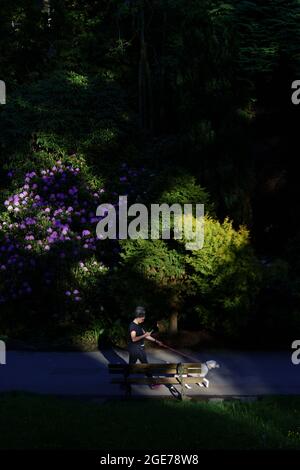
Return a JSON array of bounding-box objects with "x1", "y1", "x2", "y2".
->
[{"x1": 128, "y1": 321, "x2": 145, "y2": 349}]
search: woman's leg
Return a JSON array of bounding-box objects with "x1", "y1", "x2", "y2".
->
[
  {"x1": 136, "y1": 348, "x2": 152, "y2": 378},
  {"x1": 126, "y1": 348, "x2": 138, "y2": 377}
]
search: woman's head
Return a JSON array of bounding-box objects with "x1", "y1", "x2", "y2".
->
[{"x1": 134, "y1": 306, "x2": 146, "y2": 323}]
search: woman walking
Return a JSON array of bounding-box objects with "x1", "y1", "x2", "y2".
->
[{"x1": 128, "y1": 306, "x2": 163, "y2": 389}]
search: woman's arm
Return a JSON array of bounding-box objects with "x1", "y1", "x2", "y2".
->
[
  {"x1": 144, "y1": 334, "x2": 163, "y2": 346},
  {"x1": 130, "y1": 330, "x2": 151, "y2": 343}
]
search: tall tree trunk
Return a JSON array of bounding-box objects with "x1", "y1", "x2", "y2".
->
[
  {"x1": 169, "y1": 311, "x2": 178, "y2": 335},
  {"x1": 159, "y1": 11, "x2": 167, "y2": 130},
  {"x1": 138, "y1": 2, "x2": 153, "y2": 132},
  {"x1": 169, "y1": 292, "x2": 181, "y2": 335},
  {"x1": 39, "y1": 0, "x2": 51, "y2": 27}
]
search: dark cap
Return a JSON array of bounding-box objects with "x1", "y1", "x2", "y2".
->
[{"x1": 134, "y1": 306, "x2": 146, "y2": 318}]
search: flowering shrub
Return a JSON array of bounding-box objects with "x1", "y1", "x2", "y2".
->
[
  {"x1": 0, "y1": 161, "x2": 113, "y2": 334},
  {"x1": 0, "y1": 72, "x2": 153, "y2": 341}
]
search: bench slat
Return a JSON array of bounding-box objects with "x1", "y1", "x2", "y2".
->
[
  {"x1": 109, "y1": 369, "x2": 202, "y2": 375},
  {"x1": 112, "y1": 377, "x2": 204, "y2": 385},
  {"x1": 109, "y1": 363, "x2": 202, "y2": 368},
  {"x1": 110, "y1": 366, "x2": 179, "y2": 374},
  {"x1": 108, "y1": 363, "x2": 202, "y2": 374}
]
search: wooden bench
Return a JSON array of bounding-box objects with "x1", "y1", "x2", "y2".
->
[{"x1": 108, "y1": 362, "x2": 204, "y2": 400}]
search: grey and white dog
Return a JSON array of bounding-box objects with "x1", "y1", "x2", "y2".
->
[{"x1": 183, "y1": 360, "x2": 220, "y2": 389}]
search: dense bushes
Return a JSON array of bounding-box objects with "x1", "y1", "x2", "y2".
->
[
  {"x1": 0, "y1": 156, "x2": 261, "y2": 342},
  {"x1": 0, "y1": 161, "x2": 114, "y2": 337},
  {"x1": 115, "y1": 174, "x2": 261, "y2": 338},
  {"x1": 0, "y1": 71, "x2": 135, "y2": 179},
  {"x1": 117, "y1": 216, "x2": 261, "y2": 338},
  {"x1": 1, "y1": 1, "x2": 300, "y2": 346},
  {"x1": 187, "y1": 218, "x2": 261, "y2": 337},
  {"x1": 253, "y1": 236, "x2": 300, "y2": 345}
]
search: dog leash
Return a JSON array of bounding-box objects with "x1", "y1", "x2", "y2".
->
[{"x1": 158, "y1": 342, "x2": 199, "y2": 363}]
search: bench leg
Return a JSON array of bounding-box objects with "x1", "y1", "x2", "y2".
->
[
  {"x1": 202, "y1": 378, "x2": 209, "y2": 388},
  {"x1": 181, "y1": 381, "x2": 191, "y2": 400},
  {"x1": 124, "y1": 373, "x2": 132, "y2": 398}
]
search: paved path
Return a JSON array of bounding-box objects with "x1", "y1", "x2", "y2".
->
[{"x1": 1, "y1": 348, "x2": 299, "y2": 397}]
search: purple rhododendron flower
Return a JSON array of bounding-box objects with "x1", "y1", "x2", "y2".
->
[{"x1": 0, "y1": 162, "x2": 110, "y2": 305}]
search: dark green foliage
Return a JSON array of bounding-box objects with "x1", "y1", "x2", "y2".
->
[
  {"x1": 232, "y1": 0, "x2": 300, "y2": 78},
  {"x1": 254, "y1": 234, "x2": 300, "y2": 344},
  {"x1": 0, "y1": 71, "x2": 135, "y2": 180},
  {"x1": 1, "y1": 0, "x2": 300, "y2": 344},
  {"x1": 117, "y1": 214, "x2": 261, "y2": 338},
  {"x1": 187, "y1": 218, "x2": 261, "y2": 337}
]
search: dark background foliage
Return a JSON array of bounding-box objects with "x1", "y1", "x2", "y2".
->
[{"x1": 1, "y1": 0, "x2": 300, "y2": 348}]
